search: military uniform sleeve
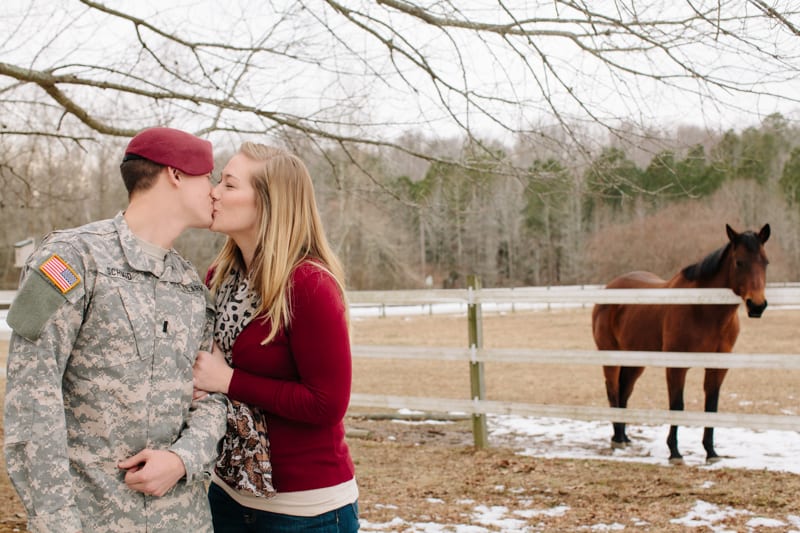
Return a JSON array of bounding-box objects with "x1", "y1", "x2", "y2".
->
[
  {"x1": 169, "y1": 290, "x2": 226, "y2": 483},
  {"x1": 3, "y1": 245, "x2": 87, "y2": 533},
  {"x1": 169, "y1": 393, "x2": 227, "y2": 483}
]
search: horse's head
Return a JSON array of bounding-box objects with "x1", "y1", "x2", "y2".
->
[{"x1": 726, "y1": 223, "x2": 770, "y2": 318}]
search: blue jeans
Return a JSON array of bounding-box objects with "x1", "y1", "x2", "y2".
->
[{"x1": 208, "y1": 482, "x2": 360, "y2": 532}]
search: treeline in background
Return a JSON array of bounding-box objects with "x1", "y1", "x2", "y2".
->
[{"x1": 2, "y1": 113, "x2": 799, "y2": 290}]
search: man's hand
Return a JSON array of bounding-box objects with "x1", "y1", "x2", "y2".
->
[{"x1": 118, "y1": 449, "x2": 186, "y2": 497}]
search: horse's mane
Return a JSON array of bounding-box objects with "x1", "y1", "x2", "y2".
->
[
  {"x1": 681, "y1": 230, "x2": 762, "y2": 282},
  {"x1": 681, "y1": 244, "x2": 730, "y2": 281}
]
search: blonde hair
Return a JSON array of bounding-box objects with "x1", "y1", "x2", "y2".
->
[{"x1": 209, "y1": 142, "x2": 347, "y2": 344}]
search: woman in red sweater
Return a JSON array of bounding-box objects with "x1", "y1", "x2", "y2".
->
[{"x1": 192, "y1": 142, "x2": 358, "y2": 532}]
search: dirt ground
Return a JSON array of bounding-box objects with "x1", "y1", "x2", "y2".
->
[{"x1": 0, "y1": 307, "x2": 798, "y2": 531}]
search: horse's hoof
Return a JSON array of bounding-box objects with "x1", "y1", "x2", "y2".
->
[
  {"x1": 668, "y1": 457, "x2": 685, "y2": 465},
  {"x1": 706, "y1": 456, "x2": 723, "y2": 464},
  {"x1": 611, "y1": 440, "x2": 627, "y2": 449}
]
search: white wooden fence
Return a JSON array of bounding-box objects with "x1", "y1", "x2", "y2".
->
[
  {"x1": 1, "y1": 291, "x2": 15, "y2": 341},
  {"x1": 347, "y1": 282, "x2": 800, "y2": 447},
  {"x1": 3, "y1": 285, "x2": 800, "y2": 445}
]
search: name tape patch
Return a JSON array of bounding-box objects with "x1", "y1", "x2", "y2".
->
[{"x1": 39, "y1": 254, "x2": 80, "y2": 294}]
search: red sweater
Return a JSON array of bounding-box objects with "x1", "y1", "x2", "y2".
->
[{"x1": 224, "y1": 262, "x2": 355, "y2": 492}]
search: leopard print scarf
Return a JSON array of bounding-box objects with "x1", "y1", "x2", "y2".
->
[{"x1": 213, "y1": 269, "x2": 276, "y2": 498}]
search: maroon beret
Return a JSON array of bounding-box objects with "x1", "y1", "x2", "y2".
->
[{"x1": 123, "y1": 127, "x2": 213, "y2": 176}]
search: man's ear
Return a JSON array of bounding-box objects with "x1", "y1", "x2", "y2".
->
[{"x1": 166, "y1": 166, "x2": 181, "y2": 185}]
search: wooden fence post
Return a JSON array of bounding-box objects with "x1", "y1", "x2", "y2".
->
[{"x1": 467, "y1": 274, "x2": 488, "y2": 448}]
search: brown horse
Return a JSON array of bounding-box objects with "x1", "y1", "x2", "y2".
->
[{"x1": 592, "y1": 224, "x2": 770, "y2": 464}]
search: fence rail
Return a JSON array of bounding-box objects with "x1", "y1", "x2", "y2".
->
[
  {"x1": 350, "y1": 284, "x2": 800, "y2": 306},
  {"x1": 347, "y1": 283, "x2": 800, "y2": 447},
  {"x1": 3, "y1": 284, "x2": 799, "y2": 309},
  {"x1": 0, "y1": 291, "x2": 15, "y2": 309},
  {"x1": 350, "y1": 394, "x2": 800, "y2": 432},
  {"x1": 350, "y1": 345, "x2": 800, "y2": 369}
]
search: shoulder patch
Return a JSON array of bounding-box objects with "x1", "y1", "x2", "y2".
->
[
  {"x1": 38, "y1": 254, "x2": 81, "y2": 294},
  {"x1": 7, "y1": 272, "x2": 70, "y2": 341}
]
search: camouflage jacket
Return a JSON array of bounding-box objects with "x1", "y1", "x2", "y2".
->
[{"x1": 3, "y1": 213, "x2": 226, "y2": 533}]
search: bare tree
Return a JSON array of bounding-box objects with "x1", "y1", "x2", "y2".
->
[
  {"x1": 3, "y1": 1, "x2": 800, "y2": 287},
  {"x1": 1, "y1": 1, "x2": 799, "y2": 168}
]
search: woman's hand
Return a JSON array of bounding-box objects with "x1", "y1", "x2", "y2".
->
[{"x1": 193, "y1": 343, "x2": 234, "y2": 395}]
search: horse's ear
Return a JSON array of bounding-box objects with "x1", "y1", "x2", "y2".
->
[
  {"x1": 758, "y1": 223, "x2": 771, "y2": 244},
  {"x1": 726, "y1": 224, "x2": 738, "y2": 243}
]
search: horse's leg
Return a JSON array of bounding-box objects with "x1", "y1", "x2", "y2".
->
[
  {"x1": 617, "y1": 366, "x2": 645, "y2": 444},
  {"x1": 665, "y1": 367, "x2": 689, "y2": 464},
  {"x1": 603, "y1": 366, "x2": 627, "y2": 447},
  {"x1": 702, "y1": 368, "x2": 729, "y2": 463}
]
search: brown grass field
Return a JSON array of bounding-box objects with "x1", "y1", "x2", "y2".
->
[{"x1": 1, "y1": 307, "x2": 799, "y2": 531}]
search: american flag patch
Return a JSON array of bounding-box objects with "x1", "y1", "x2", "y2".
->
[{"x1": 39, "y1": 254, "x2": 80, "y2": 294}]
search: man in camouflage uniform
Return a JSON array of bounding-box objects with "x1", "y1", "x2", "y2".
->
[{"x1": 3, "y1": 127, "x2": 227, "y2": 533}]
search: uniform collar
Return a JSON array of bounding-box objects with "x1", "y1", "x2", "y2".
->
[{"x1": 113, "y1": 212, "x2": 187, "y2": 283}]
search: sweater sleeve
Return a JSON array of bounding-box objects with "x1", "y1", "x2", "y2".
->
[{"x1": 227, "y1": 265, "x2": 352, "y2": 425}]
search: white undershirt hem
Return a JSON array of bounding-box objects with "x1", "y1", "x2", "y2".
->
[{"x1": 211, "y1": 472, "x2": 359, "y2": 517}]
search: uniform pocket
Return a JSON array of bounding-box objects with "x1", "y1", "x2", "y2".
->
[{"x1": 68, "y1": 285, "x2": 151, "y2": 378}]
